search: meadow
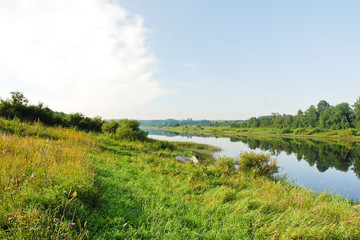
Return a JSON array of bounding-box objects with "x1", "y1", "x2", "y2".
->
[{"x1": 1, "y1": 118, "x2": 360, "y2": 239}]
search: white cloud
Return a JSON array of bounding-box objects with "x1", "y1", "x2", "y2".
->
[{"x1": 0, "y1": 0, "x2": 161, "y2": 118}]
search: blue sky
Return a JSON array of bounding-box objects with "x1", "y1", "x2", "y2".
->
[{"x1": 1, "y1": 1, "x2": 360, "y2": 120}]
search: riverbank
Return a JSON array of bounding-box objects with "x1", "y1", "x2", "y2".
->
[
  {"x1": 1, "y1": 119, "x2": 360, "y2": 239},
  {"x1": 150, "y1": 125, "x2": 360, "y2": 141}
]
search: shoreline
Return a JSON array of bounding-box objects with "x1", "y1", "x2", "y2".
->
[{"x1": 145, "y1": 126, "x2": 360, "y2": 142}]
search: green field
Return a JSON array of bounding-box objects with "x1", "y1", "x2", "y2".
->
[{"x1": 1, "y1": 118, "x2": 360, "y2": 239}]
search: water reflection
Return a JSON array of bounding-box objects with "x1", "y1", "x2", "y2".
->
[
  {"x1": 146, "y1": 128, "x2": 360, "y2": 199},
  {"x1": 229, "y1": 136, "x2": 360, "y2": 179}
]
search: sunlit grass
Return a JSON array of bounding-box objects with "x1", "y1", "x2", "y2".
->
[
  {"x1": 87, "y1": 137, "x2": 360, "y2": 239},
  {"x1": 0, "y1": 118, "x2": 96, "y2": 239},
  {"x1": 1, "y1": 118, "x2": 360, "y2": 239}
]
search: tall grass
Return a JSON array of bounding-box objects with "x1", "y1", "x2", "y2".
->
[
  {"x1": 0, "y1": 118, "x2": 96, "y2": 239},
  {"x1": 87, "y1": 136, "x2": 360, "y2": 239},
  {"x1": 1, "y1": 118, "x2": 360, "y2": 239}
]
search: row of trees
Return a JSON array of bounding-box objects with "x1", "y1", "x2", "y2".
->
[
  {"x1": 240, "y1": 99, "x2": 360, "y2": 130},
  {"x1": 0, "y1": 92, "x2": 148, "y2": 140},
  {"x1": 139, "y1": 119, "x2": 244, "y2": 127},
  {"x1": 0, "y1": 92, "x2": 103, "y2": 132}
]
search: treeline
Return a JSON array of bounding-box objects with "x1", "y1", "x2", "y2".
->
[
  {"x1": 0, "y1": 92, "x2": 103, "y2": 132},
  {"x1": 239, "y1": 99, "x2": 360, "y2": 130},
  {"x1": 0, "y1": 91, "x2": 147, "y2": 140},
  {"x1": 139, "y1": 119, "x2": 244, "y2": 127}
]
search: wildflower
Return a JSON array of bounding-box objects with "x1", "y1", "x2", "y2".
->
[
  {"x1": 71, "y1": 223, "x2": 75, "y2": 226},
  {"x1": 73, "y1": 191, "x2": 77, "y2": 198},
  {"x1": 8, "y1": 217, "x2": 13, "y2": 221},
  {"x1": 54, "y1": 218, "x2": 59, "y2": 222},
  {"x1": 30, "y1": 227, "x2": 34, "y2": 231},
  {"x1": 46, "y1": 226, "x2": 50, "y2": 230}
]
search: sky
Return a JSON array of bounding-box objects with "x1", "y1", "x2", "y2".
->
[{"x1": 1, "y1": 0, "x2": 360, "y2": 120}]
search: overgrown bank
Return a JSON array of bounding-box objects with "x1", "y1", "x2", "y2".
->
[
  {"x1": 154, "y1": 124, "x2": 360, "y2": 141},
  {"x1": 1, "y1": 118, "x2": 360, "y2": 239}
]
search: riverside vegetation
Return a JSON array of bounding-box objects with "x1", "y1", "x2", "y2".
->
[
  {"x1": 1, "y1": 92, "x2": 360, "y2": 239},
  {"x1": 142, "y1": 98, "x2": 360, "y2": 140}
]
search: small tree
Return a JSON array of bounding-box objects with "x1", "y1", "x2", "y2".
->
[{"x1": 10, "y1": 91, "x2": 29, "y2": 105}]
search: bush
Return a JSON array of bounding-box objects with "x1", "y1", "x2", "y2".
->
[
  {"x1": 309, "y1": 127, "x2": 323, "y2": 135},
  {"x1": 102, "y1": 120, "x2": 119, "y2": 134},
  {"x1": 293, "y1": 128, "x2": 306, "y2": 135},
  {"x1": 154, "y1": 140, "x2": 176, "y2": 151},
  {"x1": 280, "y1": 128, "x2": 292, "y2": 134},
  {"x1": 111, "y1": 119, "x2": 148, "y2": 141},
  {"x1": 238, "y1": 151, "x2": 278, "y2": 178},
  {"x1": 338, "y1": 128, "x2": 357, "y2": 138}
]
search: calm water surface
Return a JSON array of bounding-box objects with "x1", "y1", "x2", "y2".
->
[{"x1": 146, "y1": 129, "x2": 360, "y2": 201}]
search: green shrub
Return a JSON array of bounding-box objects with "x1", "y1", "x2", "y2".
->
[
  {"x1": 115, "y1": 126, "x2": 148, "y2": 141},
  {"x1": 102, "y1": 120, "x2": 119, "y2": 134},
  {"x1": 309, "y1": 127, "x2": 323, "y2": 135},
  {"x1": 338, "y1": 128, "x2": 357, "y2": 138},
  {"x1": 280, "y1": 128, "x2": 292, "y2": 134},
  {"x1": 293, "y1": 128, "x2": 306, "y2": 134},
  {"x1": 238, "y1": 151, "x2": 278, "y2": 178},
  {"x1": 154, "y1": 140, "x2": 176, "y2": 151}
]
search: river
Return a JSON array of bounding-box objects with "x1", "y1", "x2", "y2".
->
[{"x1": 146, "y1": 128, "x2": 360, "y2": 201}]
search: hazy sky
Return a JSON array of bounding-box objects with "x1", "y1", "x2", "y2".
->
[{"x1": 1, "y1": 1, "x2": 360, "y2": 120}]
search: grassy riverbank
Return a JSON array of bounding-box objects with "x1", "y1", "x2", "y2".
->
[
  {"x1": 154, "y1": 125, "x2": 360, "y2": 141},
  {"x1": 1, "y1": 118, "x2": 360, "y2": 239}
]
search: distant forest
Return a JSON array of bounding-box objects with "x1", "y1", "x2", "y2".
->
[
  {"x1": 139, "y1": 119, "x2": 244, "y2": 127},
  {"x1": 238, "y1": 99, "x2": 360, "y2": 130},
  {"x1": 3, "y1": 91, "x2": 360, "y2": 132},
  {"x1": 141, "y1": 98, "x2": 360, "y2": 131}
]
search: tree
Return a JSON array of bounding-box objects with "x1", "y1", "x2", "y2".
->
[
  {"x1": 353, "y1": 97, "x2": 360, "y2": 128},
  {"x1": 317, "y1": 100, "x2": 330, "y2": 114},
  {"x1": 293, "y1": 109, "x2": 305, "y2": 128},
  {"x1": 10, "y1": 91, "x2": 29, "y2": 105},
  {"x1": 332, "y1": 103, "x2": 354, "y2": 129},
  {"x1": 305, "y1": 105, "x2": 318, "y2": 128}
]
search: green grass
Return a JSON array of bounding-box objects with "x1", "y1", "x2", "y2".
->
[
  {"x1": 1, "y1": 118, "x2": 360, "y2": 239},
  {"x1": 83, "y1": 139, "x2": 360, "y2": 239},
  {"x1": 0, "y1": 118, "x2": 96, "y2": 239},
  {"x1": 157, "y1": 125, "x2": 360, "y2": 140}
]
